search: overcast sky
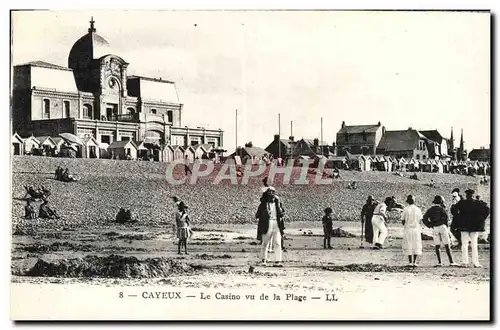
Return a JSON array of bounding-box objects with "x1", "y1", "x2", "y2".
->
[{"x1": 11, "y1": 10, "x2": 490, "y2": 152}]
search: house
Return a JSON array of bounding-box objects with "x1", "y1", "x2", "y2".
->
[
  {"x1": 420, "y1": 130, "x2": 450, "y2": 160},
  {"x1": 23, "y1": 135, "x2": 41, "y2": 155},
  {"x1": 82, "y1": 136, "x2": 100, "y2": 158},
  {"x1": 336, "y1": 121, "x2": 385, "y2": 156},
  {"x1": 265, "y1": 135, "x2": 297, "y2": 160},
  {"x1": 293, "y1": 138, "x2": 328, "y2": 157},
  {"x1": 230, "y1": 146, "x2": 270, "y2": 165},
  {"x1": 12, "y1": 133, "x2": 24, "y2": 155},
  {"x1": 468, "y1": 148, "x2": 490, "y2": 162},
  {"x1": 12, "y1": 19, "x2": 223, "y2": 151},
  {"x1": 108, "y1": 140, "x2": 137, "y2": 160},
  {"x1": 376, "y1": 128, "x2": 430, "y2": 160}
]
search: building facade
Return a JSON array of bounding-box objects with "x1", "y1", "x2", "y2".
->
[
  {"x1": 12, "y1": 18, "x2": 223, "y2": 150},
  {"x1": 336, "y1": 121, "x2": 385, "y2": 156}
]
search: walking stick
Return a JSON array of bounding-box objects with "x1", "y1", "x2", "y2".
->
[{"x1": 360, "y1": 216, "x2": 365, "y2": 249}]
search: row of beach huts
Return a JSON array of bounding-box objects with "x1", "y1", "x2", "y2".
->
[{"x1": 11, "y1": 132, "x2": 224, "y2": 163}]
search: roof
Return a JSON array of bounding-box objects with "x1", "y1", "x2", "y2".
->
[
  {"x1": 329, "y1": 156, "x2": 347, "y2": 161},
  {"x1": 192, "y1": 144, "x2": 213, "y2": 153},
  {"x1": 346, "y1": 151, "x2": 372, "y2": 160},
  {"x1": 419, "y1": 130, "x2": 444, "y2": 143},
  {"x1": 468, "y1": 148, "x2": 490, "y2": 160},
  {"x1": 12, "y1": 133, "x2": 23, "y2": 144},
  {"x1": 231, "y1": 146, "x2": 269, "y2": 158},
  {"x1": 34, "y1": 136, "x2": 56, "y2": 146},
  {"x1": 377, "y1": 130, "x2": 423, "y2": 152},
  {"x1": 301, "y1": 138, "x2": 328, "y2": 146},
  {"x1": 52, "y1": 137, "x2": 64, "y2": 145},
  {"x1": 337, "y1": 124, "x2": 381, "y2": 135},
  {"x1": 16, "y1": 60, "x2": 72, "y2": 71},
  {"x1": 170, "y1": 145, "x2": 185, "y2": 151},
  {"x1": 83, "y1": 136, "x2": 99, "y2": 146},
  {"x1": 108, "y1": 140, "x2": 137, "y2": 149},
  {"x1": 127, "y1": 75, "x2": 175, "y2": 84}
]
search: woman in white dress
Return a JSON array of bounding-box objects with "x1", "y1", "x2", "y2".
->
[{"x1": 401, "y1": 195, "x2": 423, "y2": 267}]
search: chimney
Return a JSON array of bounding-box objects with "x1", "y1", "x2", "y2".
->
[
  {"x1": 341, "y1": 121, "x2": 345, "y2": 128},
  {"x1": 382, "y1": 126, "x2": 386, "y2": 135},
  {"x1": 274, "y1": 134, "x2": 280, "y2": 142},
  {"x1": 313, "y1": 138, "x2": 319, "y2": 147},
  {"x1": 289, "y1": 136, "x2": 294, "y2": 142},
  {"x1": 378, "y1": 121, "x2": 381, "y2": 126},
  {"x1": 408, "y1": 127, "x2": 412, "y2": 131}
]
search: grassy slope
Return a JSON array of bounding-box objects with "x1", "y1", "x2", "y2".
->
[{"x1": 11, "y1": 156, "x2": 487, "y2": 226}]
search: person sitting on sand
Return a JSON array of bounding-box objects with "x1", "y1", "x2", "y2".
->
[
  {"x1": 429, "y1": 179, "x2": 436, "y2": 188},
  {"x1": 401, "y1": 195, "x2": 423, "y2": 267},
  {"x1": 422, "y1": 195, "x2": 458, "y2": 267},
  {"x1": 24, "y1": 200, "x2": 36, "y2": 219},
  {"x1": 322, "y1": 207, "x2": 334, "y2": 249},
  {"x1": 38, "y1": 199, "x2": 60, "y2": 219},
  {"x1": 175, "y1": 201, "x2": 191, "y2": 255}
]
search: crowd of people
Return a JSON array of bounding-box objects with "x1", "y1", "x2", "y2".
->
[{"x1": 360, "y1": 188, "x2": 490, "y2": 267}]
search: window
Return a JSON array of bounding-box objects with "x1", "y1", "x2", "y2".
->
[
  {"x1": 126, "y1": 107, "x2": 135, "y2": 115},
  {"x1": 416, "y1": 155, "x2": 420, "y2": 160},
  {"x1": 83, "y1": 104, "x2": 93, "y2": 119},
  {"x1": 423, "y1": 155, "x2": 427, "y2": 160},
  {"x1": 167, "y1": 110, "x2": 173, "y2": 123},
  {"x1": 101, "y1": 135, "x2": 111, "y2": 144},
  {"x1": 63, "y1": 101, "x2": 70, "y2": 118},
  {"x1": 121, "y1": 136, "x2": 130, "y2": 141},
  {"x1": 151, "y1": 109, "x2": 157, "y2": 115},
  {"x1": 43, "y1": 99, "x2": 50, "y2": 119}
]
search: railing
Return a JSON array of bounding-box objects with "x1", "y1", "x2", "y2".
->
[{"x1": 106, "y1": 113, "x2": 139, "y2": 122}]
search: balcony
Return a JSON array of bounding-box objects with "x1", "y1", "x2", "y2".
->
[{"x1": 105, "y1": 113, "x2": 139, "y2": 123}]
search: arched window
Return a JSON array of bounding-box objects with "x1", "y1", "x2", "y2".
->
[
  {"x1": 150, "y1": 109, "x2": 157, "y2": 115},
  {"x1": 126, "y1": 107, "x2": 135, "y2": 115},
  {"x1": 83, "y1": 104, "x2": 93, "y2": 119},
  {"x1": 43, "y1": 99, "x2": 50, "y2": 119},
  {"x1": 167, "y1": 110, "x2": 173, "y2": 123},
  {"x1": 416, "y1": 154, "x2": 420, "y2": 160}
]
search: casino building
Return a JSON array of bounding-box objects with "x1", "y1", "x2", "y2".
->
[{"x1": 12, "y1": 18, "x2": 224, "y2": 149}]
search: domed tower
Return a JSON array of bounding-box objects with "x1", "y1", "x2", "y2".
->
[{"x1": 68, "y1": 17, "x2": 129, "y2": 119}]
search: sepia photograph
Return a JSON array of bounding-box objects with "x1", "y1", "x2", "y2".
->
[{"x1": 9, "y1": 9, "x2": 491, "y2": 321}]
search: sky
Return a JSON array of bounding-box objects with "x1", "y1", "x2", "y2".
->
[{"x1": 10, "y1": 10, "x2": 490, "y2": 153}]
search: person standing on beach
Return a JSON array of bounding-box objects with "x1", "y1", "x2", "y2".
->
[
  {"x1": 450, "y1": 188, "x2": 463, "y2": 247},
  {"x1": 371, "y1": 197, "x2": 390, "y2": 249},
  {"x1": 456, "y1": 189, "x2": 490, "y2": 268},
  {"x1": 175, "y1": 201, "x2": 191, "y2": 255},
  {"x1": 401, "y1": 195, "x2": 423, "y2": 267},
  {"x1": 322, "y1": 207, "x2": 334, "y2": 249},
  {"x1": 255, "y1": 187, "x2": 284, "y2": 266},
  {"x1": 361, "y1": 196, "x2": 376, "y2": 244},
  {"x1": 422, "y1": 196, "x2": 457, "y2": 267}
]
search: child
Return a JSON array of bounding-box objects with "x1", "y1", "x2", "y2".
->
[
  {"x1": 423, "y1": 195, "x2": 458, "y2": 267},
  {"x1": 322, "y1": 207, "x2": 334, "y2": 249},
  {"x1": 175, "y1": 201, "x2": 191, "y2": 254}
]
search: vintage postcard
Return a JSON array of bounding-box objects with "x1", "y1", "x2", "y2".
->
[{"x1": 9, "y1": 9, "x2": 491, "y2": 321}]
